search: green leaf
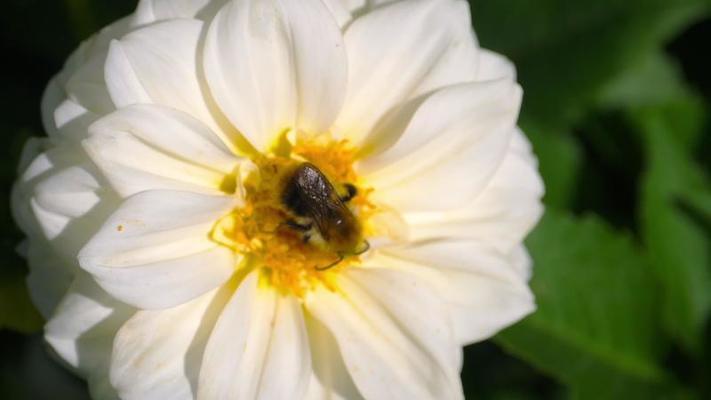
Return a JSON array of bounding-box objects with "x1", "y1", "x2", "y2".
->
[
  {"x1": 470, "y1": 0, "x2": 709, "y2": 132},
  {"x1": 598, "y1": 52, "x2": 691, "y2": 109},
  {"x1": 601, "y1": 49, "x2": 711, "y2": 353},
  {"x1": 496, "y1": 210, "x2": 673, "y2": 399},
  {"x1": 680, "y1": 190, "x2": 711, "y2": 232},
  {"x1": 632, "y1": 105, "x2": 711, "y2": 353},
  {"x1": 603, "y1": 52, "x2": 706, "y2": 150}
]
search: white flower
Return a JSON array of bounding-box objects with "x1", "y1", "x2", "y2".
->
[{"x1": 12, "y1": 0, "x2": 544, "y2": 399}]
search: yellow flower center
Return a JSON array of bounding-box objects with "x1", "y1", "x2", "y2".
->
[{"x1": 211, "y1": 135, "x2": 376, "y2": 296}]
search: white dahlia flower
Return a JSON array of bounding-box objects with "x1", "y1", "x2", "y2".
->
[{"x1": 12, "y1": 0, "x2": 544, "y2": 399}]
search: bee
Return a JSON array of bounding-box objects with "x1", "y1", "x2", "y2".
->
[{"x1": 281, "y1": 162, "x2": 369, "y2": 269}]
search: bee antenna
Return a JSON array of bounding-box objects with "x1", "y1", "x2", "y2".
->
[{"x1": 316, "y1": 254, "x2": 344, "y2": 271}]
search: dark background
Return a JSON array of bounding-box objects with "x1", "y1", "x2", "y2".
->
[{"x1": 1, "y1": 1, "x2": 710, "y2": 399}]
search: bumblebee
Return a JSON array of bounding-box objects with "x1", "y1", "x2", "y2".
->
[{"x1": 281, "y1": 162, "x2": 369, "y2": 269}]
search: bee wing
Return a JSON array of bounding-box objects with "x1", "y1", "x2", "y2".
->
[
  {"x1": 289, "y1": 162, "x2": 357, "y2": 243},
  {"x1": 305, "y1": 190, "x2": 349, "y2": 241}
]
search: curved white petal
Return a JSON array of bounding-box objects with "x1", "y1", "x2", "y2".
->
[
  {"x1": 29, "y1": 165, "x2": 107, "y2": 259},
  {"x1": 79, "y1": 190, "x2": 238, "y2": 309},
  {"x1": 53, "y1": 98, "x2": 102, "y2": 142},
  {"x1": 85, "y1": 104, "x2": 239, "y2": 197},
  {"x1": 12, "y1": 142, "x2": 118, "y2": 319},
  {"x1": 508, "y1": 244, "x2": 534, "y2": 282},
  {"x1": 15, "y1": 137, "x2": 48, "y2": 178},
  {"x1": 304, "y1": 313, "x2": 363, "y2": 400},
  {"x1": 105, "y1": 19, "x2": 232, "y2": 145},
  {"x1": 361, "y1": 79, "x2": 522, "y2": 212},
  {"x1": 110, "y1": 285, "x2": 232, "y2": 400},
  {"x1": 65, "y1": 52, "x2": 117, "y2": 117},
  {"x1": 133, "y1": 0, "x2": 226, "y2": 24},
  {"x1": 255, "y1": 294, "x2": 311, "y2": 400},
  {"x1": 42, "y1": 78, "x2": 65, "y2": 137},
  {"x1": 12, "y1": 141, "x2": 57, "y2": 239},
  {"x1": 33, "y1": 164, "x2": 102, "y2": 219},
  {"x1": 44, "y1": 16, "x2": 134, "y2": 141},
  {"x1": 380, "y1": 239, "x2": 535, "y2": 345},
  {"x1": 62, "y1": 17, "x2": 135, "y2": 114},
  {"x1": 407, "y1": 1, "x2": 479, "y2": 97},
  {"x1": 12, "y1": 144, "x2": 118, "y2": 263},
  {"x1": 404, "y1": 129, "x2": 544, "y2": 252},
  {"x1": 306, "y1": 277, "x2": 463, "y2": 400},
  {"x1": 45, "y1": 275, "x2": 134, "y2": 379},
  {"x1": 477, "y1": 49, "x2": 516, "y2": 81},
  {"x1": 321, "y1": 0, "x2": 359, "y2": 27},
  {"x1": 334, "y1": 0, "x2": 479, "y2": 145},
  {"x1": 346, "y1": 267, "x2": 462, "y2": 372},
  {"x1": 25, "y1": 240, "x2": 76, "y2": 318},
  {"x1": 204, "y1": 0, "x2": 347, "y2": 150},
  {"x1": 22, "y1": 163, "x2": 111, "y2": 315},
  {"x1": 198, "y1": 271, "x2": 311, "y2": 400}
]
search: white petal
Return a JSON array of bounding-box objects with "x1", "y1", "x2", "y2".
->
[
  {"x1": 12, "y1": 142, "x2": 54, "y2": 239},
  {"x1": 15, "y1": 137, "x2": 48, "y2": 177},
  {"x1": 256, "y1": 293, "x2": 311, "y2": 399},
  {"x1": 12, "y1": 144, "x2": 116, "y2": 260},
  {"x1": 198, "y1": 272, "x2": 311, "y2": 400},
  {"x1": 508, "y1": 244, "x2": 534, "y2": 281},
  {"x1": 45, "y1": 275, "x2": 134, "y2": 378},
  {"x1": 197, "y1": 272, "x2": 275, "y2": 400},
  {"x1": 204, "y1": 0, "x2": 347, "y2": 150},
  {"x1": 404, "y1": 128, "x2": 544, "y2": 252},
  {"x1": 346, "y1": 267, "x2": 462, "y2": 372},
  {"x1": 133, "y1": 0, "x2": 225, "y2": 24},
  {"x1": 306, "y1": 277, "x2": 463, "y2": 400},
  {"x1": 61, "y1": 17, "x2": 135, "y2": 114},
  {"x1": 334, "y1": 0, "x2": 479, "y2": 144},
  {"x1": 381, "y1": 239, "x2": 535, "y2": 345},
  {"x1": 79, "y1": 190, "x2": 238, "y2": 309},
  {"x1": 362, "y1": 80, "x2": 522, "y2": 212},
  {"x1": 54, "y1": 98, "x2": 101, "y2": 141},
  {"x1": 110, "y1": 285, "x2": 232, "y2": 400},
  {"x1": 105, "y1": 19, "x2": 232, "y2": 145},
  {"x1": 29, "y1": 162, "x2": 106, "y2": 252},
  {"x1": 321, "y1": 0, "x2": 363, "y2": 27},
  {"x1": 304, "y1": 313, "x2": 363, "y2": 400},
  {"x1": 33, "y1": 165, "x2": 103, "y2": 223},
  {"x1": 407, "y1": 1, "x2": 479, "y2": 97},
  {"x1": 25, "y1": 240, "x2": 76, "y2": 318},
  {"x1": 65, "y1": 53, "x2": 117, "y2": 116},
  {"x1": 46, "y1": 16, "x2": 134, "y2": 140},
  {"x1": 85, "y1": 104, "x2": 239, "y2": 197},
  {"x1": 477, "y1": 49, "x2": 516, "y2": 81},
  {"x1": 18, "y1": 159, "x2": 111, "y2": 317},
  {"x1": 83, "y1": 16, "x2": 137, "y2": 62},
  {"x1": 42, "y1": 78, "x2": 65, "y2": 137}
]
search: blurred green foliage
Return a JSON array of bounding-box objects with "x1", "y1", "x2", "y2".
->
[
  {"x1": 499, "y1": 211, "x2": 671, "y2": 399},
  {"x1": 0, "y1": 0, "x2": 710, "y2": 399},
  {"x1": 470, "y1": 0, "x2": 711, "y2": 398}
]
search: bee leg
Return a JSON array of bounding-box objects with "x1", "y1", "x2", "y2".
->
[
  {"x1": 316, "y1": 253, "x2": 344, "y2": 271},
  {"x1": 285, "y1": 219, "x2": 312, "y2": 232},
  {"x1": 302, "y1": 233, "x2": 311, "y2": 244},
  {"x1": 354, "y1": 240, "x2": 370, "y2": 255},
  {"x1": 340, "y1": 183, "x2": 358, "y2": 203}
]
